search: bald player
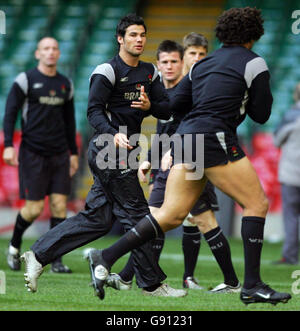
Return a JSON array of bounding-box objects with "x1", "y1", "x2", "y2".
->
[{"x1": 3, "y1": 37, "x2": 79, "y2": 273}]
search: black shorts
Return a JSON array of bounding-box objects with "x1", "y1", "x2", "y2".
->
[
  {"x1": 18, "y1": 144, "x2": 71, "y2": 200},
  {"x1": 171, "y1": 131, "x2": 245, "y2": 168},
  {"x1": 148, "y1": 168, "x2": 219, "y2": 215}
]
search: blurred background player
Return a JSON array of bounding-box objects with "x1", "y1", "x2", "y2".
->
[
  {"x1": 182, "y1": 32, "x2": 208, "y2": 75},
  {"x1": 273, "y1": 83, "x2": 300, "y2": 265},
  {"x1": 3, "y1": 37, "x2": 79, "y2": 273},
  {"x1": 106, "y1": 36, "x2": 240, "y2": 293}
]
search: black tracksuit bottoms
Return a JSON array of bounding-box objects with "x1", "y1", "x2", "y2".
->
[{"x1": 31, "y1": 138, "x2": 166, "y2": 288}]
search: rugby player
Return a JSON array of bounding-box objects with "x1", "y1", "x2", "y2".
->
[
  {"x1": 21, "y1": 14, "x2": 186, "y2": 298},
  {"x1": 3, "y1": 37, "x2": 78, "y2": 273},
  {"x1": 87, "y1": 7, "x2": 292, "y2": 305},
  {"x1": 106, "y1": 38, "x2": 240, "y2": 293}
]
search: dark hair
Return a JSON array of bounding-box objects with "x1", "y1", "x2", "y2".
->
[
  {"x1": 156, "y1": 40, "x2": 184, "y2": 60},
  {"x1": 215, "y1": 7, "x2": 264, "y2": 45},
  {"x1": 183, "y1": 32, "x2": 208, "y2": 52},
  {"x1": 116, "y1": 13, "x2": 147, "y2": 39}
]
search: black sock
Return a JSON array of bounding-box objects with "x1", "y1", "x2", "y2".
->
[
  {"x1": 102, "y1": 214, "x2": 163, "y2": 267},
  {"x1": 50, "y1": 217, "x2": 65, "y2": 263},
  {"x1": 10, "y1": 213, "x2": 32, "y2": 250},
  {"x1": 241, "y1": 216, "x2": 265, "y2": 289},
  {"x1": 182, "y1": 226, "x2": 201, "y2": 280},
  {"x1": 204, "y1": 226, "x2": 239, "y2": 287},
  {"x1": 119, "y1": 253, "x2": 135, "y2": 282}
]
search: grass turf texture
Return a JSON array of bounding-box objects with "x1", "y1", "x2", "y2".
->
[{"x1": 0, "y1": 237, "x2": 299, "y2": 311}]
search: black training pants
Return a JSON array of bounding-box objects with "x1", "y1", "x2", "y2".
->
[{"x1": 32, "y1": 138, "x2": 166, "y2": 288}]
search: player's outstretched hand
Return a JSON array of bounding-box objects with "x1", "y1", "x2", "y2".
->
[
  {"x1": 114, "y1": 133, "x2": 133, "y2": 150},
  {"x1": 138, "y1": 160, "x2": 151, "y2": 183},
  {"x1": 131, "y1": 85, "x2": 150, "y2": 111}
]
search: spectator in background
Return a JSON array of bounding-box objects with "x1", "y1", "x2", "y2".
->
[{"x1": 273, "y1": 83, "x2": 300, "y2": 265}]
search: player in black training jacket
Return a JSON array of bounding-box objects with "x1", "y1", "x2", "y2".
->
[
  {"x1": 22, "y1": 14, "x2": 187, "y2": 299},
  {"x1": 87, "y1": 7, "x2": 292, "y2": 306},
  {"x1": 3, "y1": 37, "x2": 78, "y2": 274},
  {"x1": 106, "y1": 39, "x2": 240, "y2": 294}
]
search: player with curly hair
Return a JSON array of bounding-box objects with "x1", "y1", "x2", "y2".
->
[{"x1": 86, "y1": 7, "x2": 292, "y2": 306}]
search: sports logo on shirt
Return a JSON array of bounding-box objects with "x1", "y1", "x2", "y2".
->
[
  {"x1": 61, "y1": 84, "x2": 66, "y2": 94},
  {"x1": 39, "y1": 89, "x2": 64, "y2": 105},
  {"x1": 33, "y1": 83, "x2": 43, "y2": 89},
  {"x1": 124, "y1": 92, "x2": 140, "y2": 101},
  {"x1": 231, "y1": 146, "x2": 239, "y2": 157}
]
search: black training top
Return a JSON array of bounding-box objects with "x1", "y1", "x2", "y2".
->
[
  {"x1": 3, "y1": 67, "x2": 78, "y2": 156},
  {"x1": 87, "y1": 54, "x2": 170, "y2": 138},
  {"x1": 147, "y1": 83, "x2": 187, "y2": 165},
  {"x1": 172, "y1": 45, "x2": 273, "y2": 135}
]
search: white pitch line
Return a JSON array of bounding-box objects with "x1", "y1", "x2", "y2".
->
[{"x1": 70, "y1": 249, "x2": 273, "y2": 265}]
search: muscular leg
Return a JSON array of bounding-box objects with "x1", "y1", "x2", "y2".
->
[
  {"x1": 204, "y1": 157, "x2": 269, "y2": 289},
  {"x1": 152, "y1": 165, "x2": 207, "y2": 231},
  {"x1": 193, "y1": 210, "x2": 218, "y2": 233},
  {"x1": 101, "y1": 164, "x2": 207, "y2": 267},
  {"x1": 102, "y1": 157, "x2": 268, "y2": 290},
  {"x1": 21, "y1": 200, "x2": 45, "y2": 222},
  {"x1": 49, "y1": 194, "x2": 67, "y2": 219},
  {"x1": 204, "y1": 157, "x2": 268, "y2": 217}
]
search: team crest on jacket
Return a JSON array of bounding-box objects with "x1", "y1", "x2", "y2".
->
[
  {"x1": 231, "y1": 146, "x2": 239, "y2": 157},
  {"x1": 49, "y1": 90, "x2": 56, "y2": 97}
]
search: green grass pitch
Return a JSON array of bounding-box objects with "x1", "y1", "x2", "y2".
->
[{"x1": 0, "y1": 236, "x2": 299, "y2": 311}]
